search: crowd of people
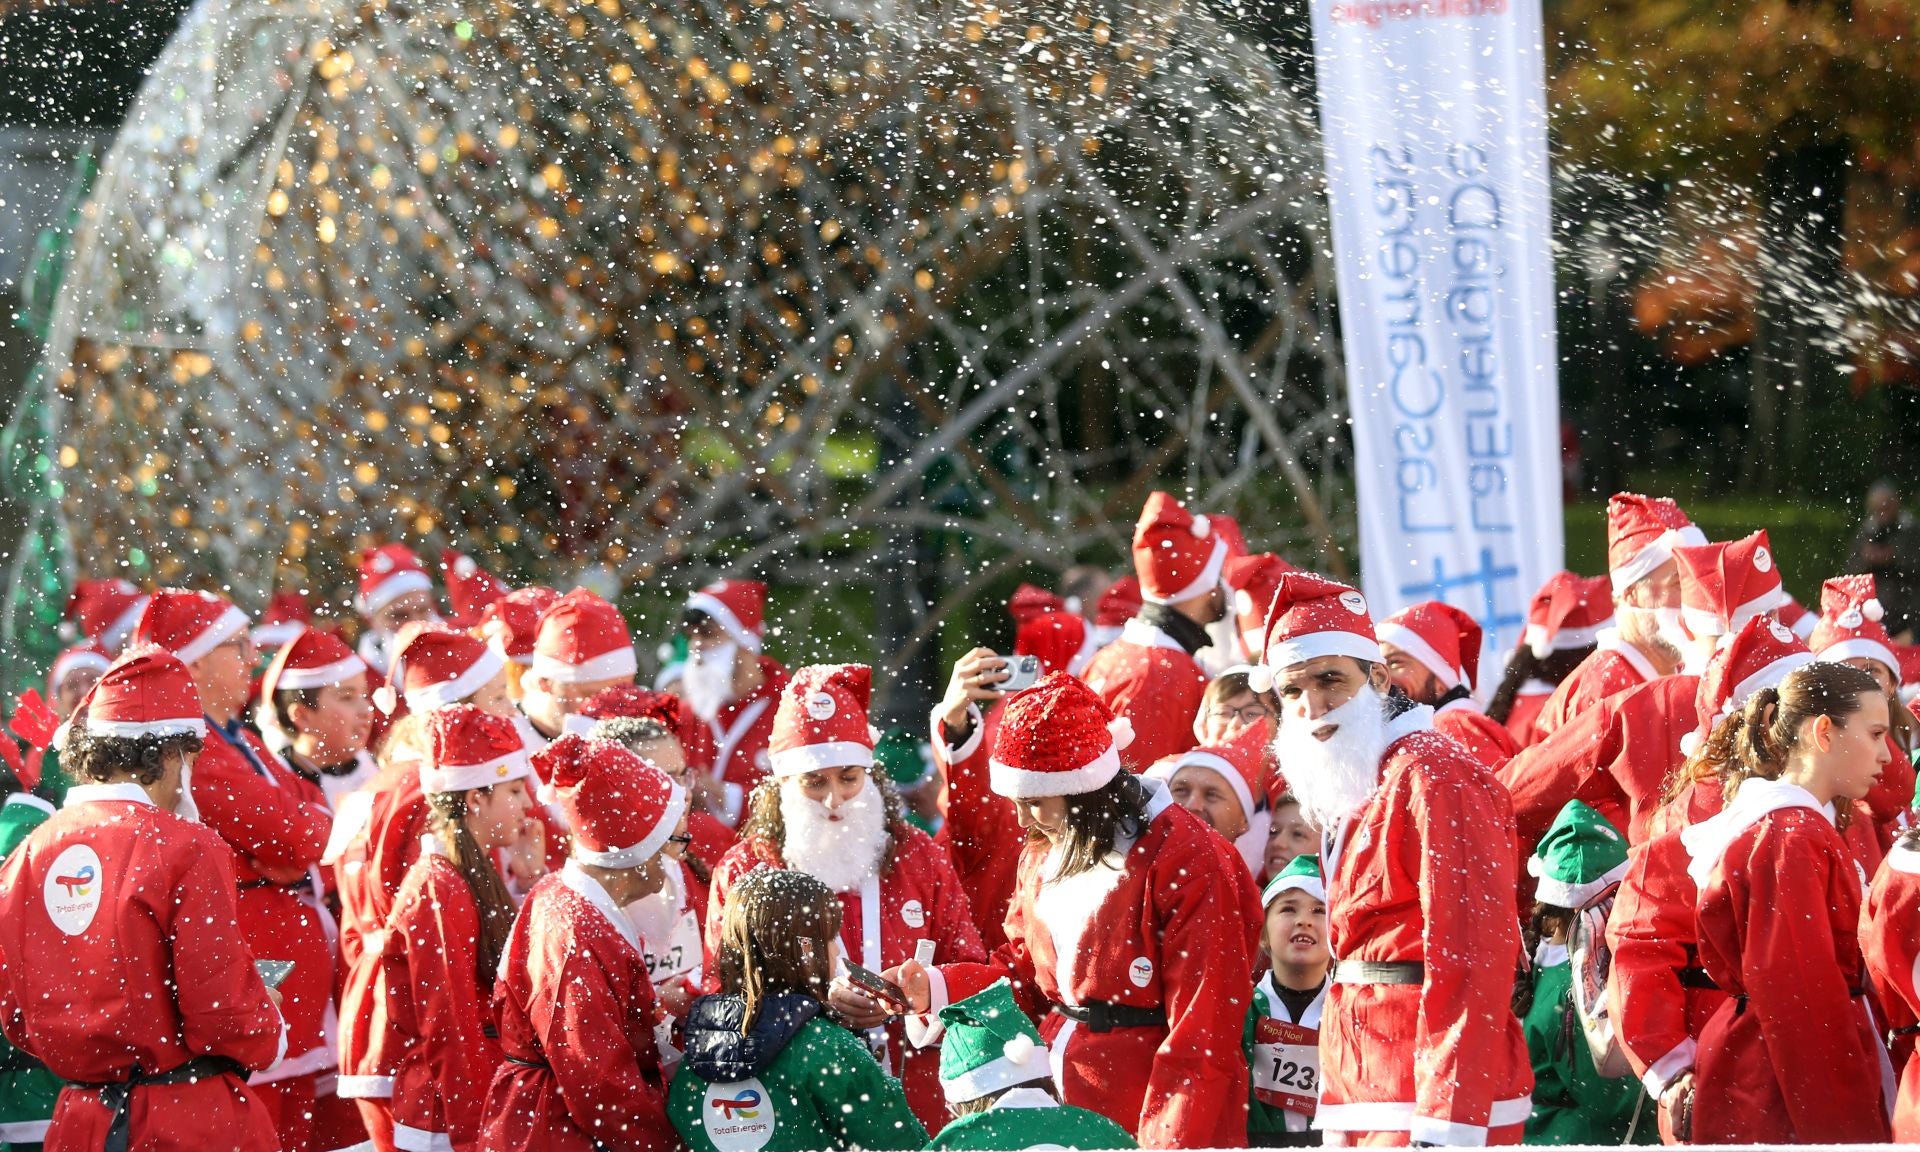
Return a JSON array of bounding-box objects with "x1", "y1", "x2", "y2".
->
[{"x1": 0, "y1": 487, "x2": 1916, "y2": 1151}]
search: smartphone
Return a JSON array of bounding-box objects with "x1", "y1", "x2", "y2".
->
[
  {"x1": 254, "y1": 959, "x2": 295, "y2": 989},
  {"x1": 997, "y1": 654, "x2": 1042, "y2": 694},
  {"x1": 842, "y1": 960, "x2": 910, "y2": 1011}
]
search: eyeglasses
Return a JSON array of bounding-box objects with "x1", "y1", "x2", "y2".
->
[{"x1": 1208, "y1": 703, "x2": 1270, "y2": 725}]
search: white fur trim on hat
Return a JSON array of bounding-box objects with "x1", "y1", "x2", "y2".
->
[
  {"x1": 1525, "y1": 618, "x2": 1611, "y2": 660},
  {"x1": 1261, "y1": 870, "x2": 1326, "y2": 907},
  {"x1": 1528, "y1": 857, "x2": 1628, "y2": 910},
  {"x1": 1611, "y1": 529, "x2": 1682, "y2": 594},
  {"x1": 173, "y1": 605, "x2": 251, "y2": 666},
  {"x1": 1143, "y1": 537, "x2": 1229, "y2": 606},
  {"x1": 1816, "y1": 638, "x2": 1899, "y2": 681},
  {"x1": 420, "y1": 748, "x2": 533, "y2": 795},
  {"x1": 530, "y1": 645, "x2": 638, "y2": 685},
  {"x1": 1107, "y1": 715, "x2": 1135, "y2": 753},
  {"x1": 941, "y1": 1036, "x2": 1055, "y2": 1103},
  {"x1": 101, "y1": 597, "x2": 150, "y2": 653},
  {"x1": 684, "y1": 591, "x2": 763, "y2": 653},
  {"x1": 1264, "y1": 630, "x2": 1381, "y2": 673},
  {"x1": 1375, "y1": 621, "x2": 1462, "y2": 691},
  {"x1": 1681, "y1": 585, "x2": 1785, "y2": 640},
  {"x1": 769, "y1": 741, "x2": 877, "y2": 778},
  {"x1": 1727, "y1": 651, "x2": 1816, "y2": 716},
  {"x1": 1150, "y1": 750, "x2": 1255, "y2": 823},
  {"x1": 989, "y1": 745, "x2": 1122, "y2": 799},
  {"x1": 50, "y1": 648, "x2": 111, "y2": 687},
  {"x1": 360, "y1": 569, "x2": 433, "y2": 617},
  {"x1": 405, "y1": 645, "x2": 507, "y2": 711},
  {"x1": 84, "y1": 717, "x2": 207, "y2": 740},
  {"x1": 275, "y1": 654, "x2": 369, "y2": 692},
  {"x1": 571, "y1": 781, "x2": 687, "y2": 868}
]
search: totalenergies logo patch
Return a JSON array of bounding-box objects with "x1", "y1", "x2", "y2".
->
[
  {"x1": 711, "y1": 1089, "x2": 761, "y2": 1120},
  {"x1": 704, "y1": 1076, "x2": 774, "y2": 1152},
  {"x1": 54, "y1": 864, "x2": 96, "y2": 898},
  {"x1": 43, "y1": 844, "x2": 104, "y2": 937}
]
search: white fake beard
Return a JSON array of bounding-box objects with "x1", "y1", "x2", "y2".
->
[
  {"x1": 1272, "y1": 685, "x2": 1391, "y2": 833},
  {"x1": 682, "y1": 642, "x2": 738, "y2": 722},
  {"x1": 779, "y1": 776, "x2": 888, "y2": 893}
]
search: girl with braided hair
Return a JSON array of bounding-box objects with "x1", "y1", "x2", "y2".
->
[{"x1": 1679, "y1": 660, "x2": 1895, "y2": 1144}]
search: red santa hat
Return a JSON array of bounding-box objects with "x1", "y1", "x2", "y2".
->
[
  {"x1": 1522, "y1": 572, "x2": 1614, "y2": 659},
  {"x1": 536, "y1": 733, "x2": 686, "y2": 868},
  {"x1": 1255, "y1": 572, "x2": 1379, "y2": 679},
  {"x1": 1679, "y1": 614, "x2": 1814, "y2": 759},
  {"x1": 62, "y1": 648, "x2": 206, "y2": 744},
  {"x1": 419, "y1": 703, "x2": 532, "y2": 794},
  {"x1": 1226, "y1": 554, "x2": 1300, "y2": 660},
  {"x1": 1607, "y1": 493, "x2": 1706, "y2": 593},
  {"x1": 1899, "y1": 644, "x2": 1920, "y2": 704},
  {"x1": 1674, "y1": 531, "x2": 1785, "y2": 641},
  {"x1": 133, "y1": 589, "x2": 251, "y2": 666},
  {"x1": 441, "y1": 549, "x2": 510, "y2": 626},
  {"x1": 1014, "y1": 611, "x2": 1099, "y2": 678},
  {"x1": 1808, "y1": 574, "x2": 1899, "y2": 678},
  {"x1": 684, "y1": 579, "x2": 767, "y2": 653},
  {"x1": 1008, "y1": 584, "x2": 1068, "y2": 631},
  {"x1": 1775, "y1": 592, "x2": 1818, "y2": 640},
  {"x1": 532, "y1": 589, "x2": 636, "y2": 684},
  {"x1": 356, "y1": 544, "x2": 435, "y2": 618},
  {"x1": 386, "y1": 625, "x2": 506, "y2": 714},
  {"x1": 1377, "y1": 600, "x2": 1483, "y2": 692},
  {"x1": 1132, "y1": 492, "x2": 1230, "y2": 605},
  {"x1": 1145, "y1": 719, "x2": 1269, "y2": 827},
  {"x1": 261, "y1": 627, "x2": 366, "y2": 699},
  {"x1": 47, "y1": 643, "x2": 112, "y2": 699},
  {"x1": 1094, "y1": 576, "x2": 1142, "y2": 628},
  {"x1": 768, "y1": 664, "x2": 876, "y2": 777},
  {"x1": 479, "y1": 585, "x2": 560, "y2": 666},
  {"x1": 251, "y1": 590, "x2": 313, "y2": 650},
  {"x1": 988, "y1": 671, "x2": 1134, "y2": 799},
  {"x1": 64, "y1": 578, "x2": 150, "y2": 653}
]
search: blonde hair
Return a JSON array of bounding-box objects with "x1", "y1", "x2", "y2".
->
[{"x1": 716, "y1": 869, "x2": 841, "y2": 1033}]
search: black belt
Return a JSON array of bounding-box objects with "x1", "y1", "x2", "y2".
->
[
  {"x1": 1735, "y1": 987, "x2": 1863, "y2": 1016},
  {"x1": 1332, "y1": 960, "x2": 1424, "y2": 986},
  {"x1": 1677, "y1": 966, "x2": 1719, "y2": 991},
  {"x1": 70, "y1": 1054, "x2": 247, "y2": 1152},
  {"x1": 503, "y1": 1052, "x2": 547, "y2": 1069},
  {"x1": 238, "y1": 876, "x2": 315, "y2": 895},
  {"x1": 1055, "y1": 1001, "x2": 1166, "y2": 1033}
]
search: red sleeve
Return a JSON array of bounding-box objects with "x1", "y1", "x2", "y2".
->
[
  {"x1": 1434, "y1": 709, "x2": 1518, "y2": 770},
  {"x1": 192, "y1": 738, "x2": 331, "y2": 881},
  {"x1": 931, "y1": 704, "x2": 1024, "y2": 949},
  {"x1": 170, "y1": 830, "x2": 286, "y2": 1070},
  {"x1": 938, "y1": 852, "x2": 1047, "y2": 1018},
  {"x1": 390, "y1": 868, "x2": 500, "y2": 1142},
  {"x1": 1604, "y1": 828, "x2": 1701, "y2": 1089},
  {"x1": 1865, "y1": 735, "x2": 1917, "y2": 830},
  {"x1": 539, "y1": 934, "x2": 674, "y2": 1152},
  {"x1": 916, "y1": 832, "x2": 988, "y2": 966},
  {"x1": 1496, "y1": 697, "x2": 1619, "y2": 859}
]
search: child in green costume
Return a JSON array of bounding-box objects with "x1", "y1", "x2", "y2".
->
[{"x1": 1242, "y1": 853, "x2": 1329, "y2": 1147}]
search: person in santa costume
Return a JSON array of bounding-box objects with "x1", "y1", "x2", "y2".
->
[
  {"x1": 1088, "y1": 575, "x2": 1142, "y2": 650},
  {"x1": 671, "y1": 868, "x2": 928, "y2": 1152},
  {"x1": 1007, "y1": 582, "x2": 1069, "y2": 632},
  {"x1": 479, "y1": 733, "x2": 684, "y2": 1152},
  {"x1": 1375, "y1": 600, "x2": 1518, "y2": 770},
  {"x1": 39, "y1": 643, "x2": 113, "y2": 803},
  {"x1": 679, "y1": 579, "x2": 789, "y2": 825},
  {"x1": 1223, "y1": 553, "x2": 1298, "y2": 689},
  {"x1": 1196, "y1": 668, "x2": 1279, "y2": 748},
  {"x1": 1809, "y1": 573, "x2": 1918, "y2": 848},
  {"x1": 261, "y1": 626, "x2": 380, "y2": 807},
  {"x1": 252, "y1": 590, "x2": 315, "y2": 652},
  {"x1": 355, "y1": 545, "x2": 442, "y2": 677},
  {"x1": 929, "y1": 648, "x2": 1027, "y2": 954},
  {"x1": 706, "y1": 663, "x2": 986, "y2": 1134},
  {"x1": 1598, "y1": 613, "x2": 1813, "y2": 1133},
  {"x1": 1254, "y1": 572, "x2": 1533, "y2": 1147},
  {"x1": 1679, "y1": 659, "x2": 1893, "y2": 1144},
  {"x1": 1144, "y1": 719, "x2": 1273, "y2": 879},
  {"x1": 61, "y1": 577, "x2": 149, "y2": 657},
  {"x1": 886, "y1": 671, "x2": 1258, "y2": 1149},
  {"x1": 1485, "y1": 572, "x2": 1610, "y2": 749},
  {"x1": 1532, "y1": 494, "x2": 1705, "y2": 744},
  {"x1": 1243, "y1": 854, "x2": 1330, "y2": 1149},
  {"x1": 477, "y1": 585, "x2": 561, "y2": 707},
  {"x1": 385, "y1": 706, "x2": 537, "y2": 1152},
  {"x1": 0, "y1": 649, "x2": 285, "y2": 1152},
  {"x1": 1862, "y1": 824, "x2": 1920, "y2": 1142},
  {"x1": 925, "y1": 979, "x2": 1136, "y2": 1151},
  {"x1": 132, "y1": 589, "x2": 338, "y2": 1152},
  {"x1": 1081, "y1": 492, "x2": 1225, "y2": 767},
  {"x1": 440, "y1": 549, "x2": 510, "y2": 630},
  {"x1": 520, "y1": 588, "x2": 639, "y2": 742}
]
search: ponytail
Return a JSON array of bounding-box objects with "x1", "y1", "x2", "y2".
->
[{"x1": 426, "y1": 789, "x2": 519, "y2": 990}]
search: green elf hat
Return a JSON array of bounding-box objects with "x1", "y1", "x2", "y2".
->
[
  {"x1": 1261, "y1": 853, "x2": 1324, "y2": 907},
  {"x1": 653, "y1": 634, "x2": 688, "y2": 690},
  {"x1": 1528, "y1": 799, "x2": 1629, "y2": 908},
  {"x1": 937, "y1": 978, "x2": 1053, "y2": 1103},
  {"x1": 875, "y1": 726, "x2": 935, "y2": 791}
]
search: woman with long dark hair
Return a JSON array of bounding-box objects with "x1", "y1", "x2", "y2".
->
[
  {"x1": 1680, "y1": 660, "x2": 1894, "y2": 1143},
  {"x1": 1489, "y1": 571, "x2": 1612, "y2": 747},
  {"x1": 384, "y1": 705, "x2": 537, "y2": 1152}
]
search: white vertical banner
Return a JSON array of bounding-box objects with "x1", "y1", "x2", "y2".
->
[{"x1": 1311, "y1": 0, "x2": 1563, "y2": 660}]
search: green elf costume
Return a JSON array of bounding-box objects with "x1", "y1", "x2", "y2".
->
[
  {"x1": 1242, "y1": 854, "x2": 1327, "y2": 1147},
  {"x1": 1522, "y1": 800, "x2": 1654, "y2": 1145},
  {"x1": 924, "y1": 980, "x2": 1135, "y2": 1151},
  {"x1": 875, "y1": 727, "x2": 940, "y2": 836},
  {"x1": 0, "y1": 788, "x2": 61, "y2": 1148}
]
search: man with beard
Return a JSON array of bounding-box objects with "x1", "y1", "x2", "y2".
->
[
  {"x1": 1376, "y1": 600, "x2": 1519, "y2": 770},
  {"x1": 354, "y1": 544, "x2": 442, "y2": 678},
  {"x1": 680, "y1": 579, "x2": 789, "y2": 827},
  {"x1": 1529, "y1": 494, "x2": 1705, "y2": 745},
  {"x1": 1082, "y1": 492, "x2": 1228, "y2": 766},
  {"x1": 1254, "y1": 572, "x2": 1533, "y2": 1146},
  {"x1": 703, "y1": 663, "x2": 984, "y2": 1134}
]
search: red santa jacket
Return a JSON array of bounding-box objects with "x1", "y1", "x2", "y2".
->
[
  {"x1": 336, "y1": 770, "x2": 428, "y2": 1099},
  {"x1": 706, "y1": 821, "x2": 986, "y2": 1131},
  {"x1": 1530, "y1": 632, "x2": 1658, "y2": 745},
  {"x1": 930, "y1": 702, "x2": 1024, "y2": 952},
  {"x1": 1081, "y1": 618, "x2": 1208, "y2": 768},
  {"x1": 194, "y1": 724, "x2": 337, "y2": 1083},
  {"x1": 1318, "y1": 708, "x2": 1534, "y2": 1146},
  {"x1": 0, "y1": 784, "x2": 285, "y2": 1152},
  {"x1": 1501, "y1": 684, "x2": 1553, "y2": 748},
  {"x1": 480, "y1": 865, "x2": 675, "y2": 1152},
  {"x1": 931, "y1": 780, "x2": 1258, "y2": 1149},
  {"x1": 385, "y1": 848, "x2": 503, "y2": 1152},
  {"x1": 1687, "y1": 785, "x2": 1890, "y2": 1144},
  {"x1": 1864, "y1": 838, "x2": 1920, "y2": 1143},
  {"x1": 1603, "y1": 779, "x2": 1727, "y2": 1095},
  {"x1": 1432, "y1": 699, "x2": 1519, "y2": 770},
  {"x1": 705, "y1": 657, "x2": 789, "y2": 824}
]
